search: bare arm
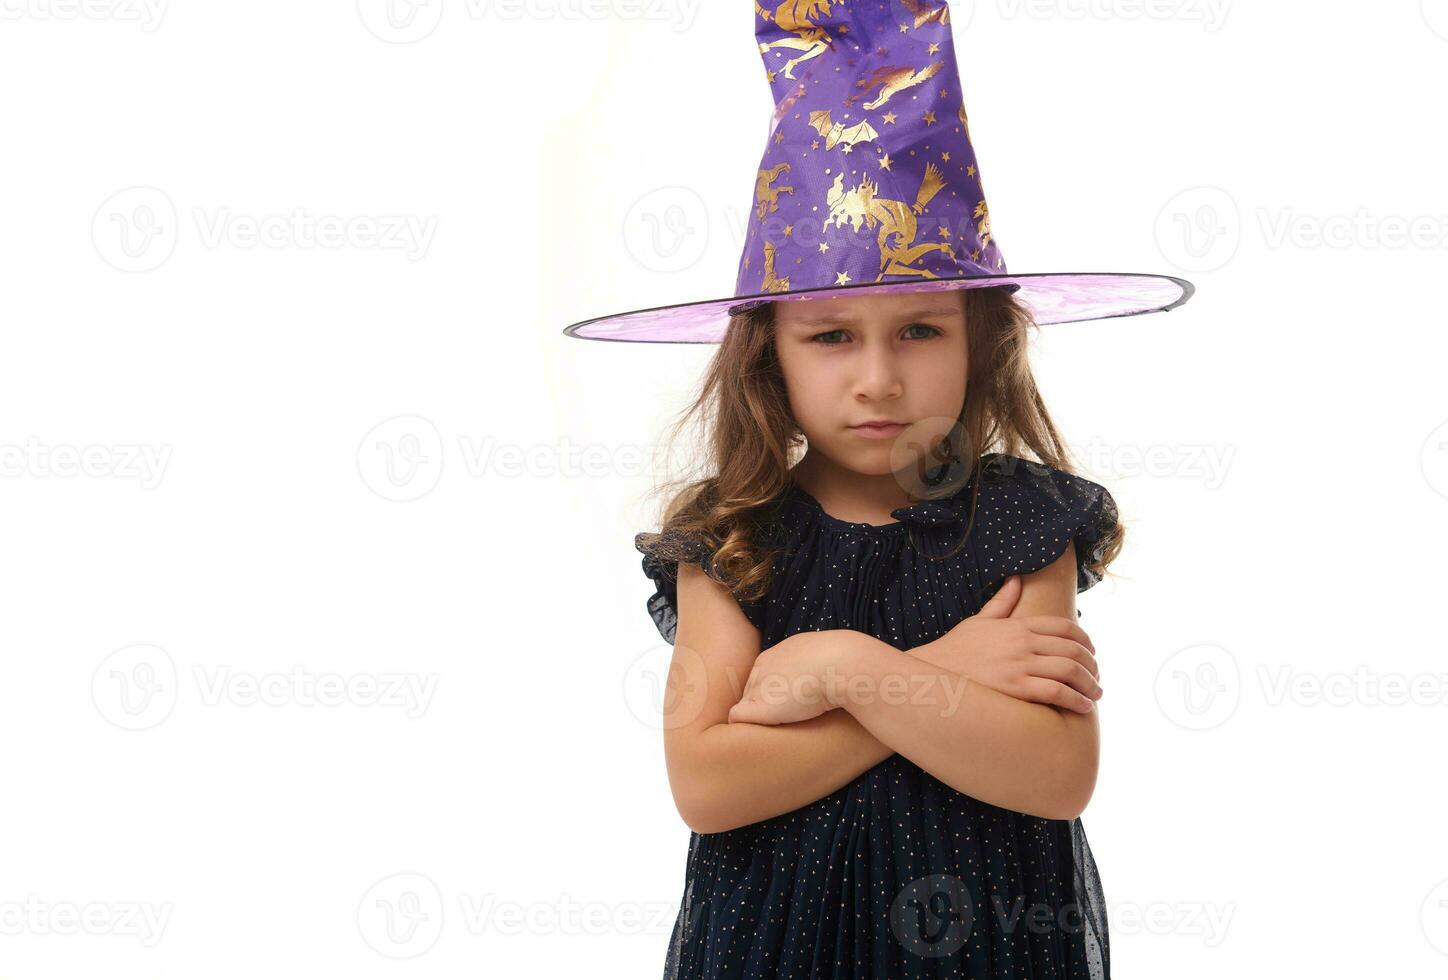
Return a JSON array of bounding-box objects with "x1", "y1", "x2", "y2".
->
[
  {"x1": 830, "y1": 543, "x2": 1101, "y2": 820},
  {"x1": 663, "y1": 562, "x2": 895, "y2": 835}
]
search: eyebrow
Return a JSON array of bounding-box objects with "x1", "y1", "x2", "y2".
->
[{"x1": 788, "y1": 305, "x2": 963, "y2": 327}]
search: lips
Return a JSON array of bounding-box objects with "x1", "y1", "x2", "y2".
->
[{"x1": 849, "y1": 422, "x2": 907, "y2": 439}]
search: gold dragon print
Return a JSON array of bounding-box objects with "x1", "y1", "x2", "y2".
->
[
  {"x1": 756, "y1": 0, "x2": 837, "y2": 81},
  {"x1": 823, "y1": 163, "x2": 956, "y2": 280},
  {"x1": 754, "y1": 163, "x2": 795, "y2": 220},
  {"x1": 845, "y1": 60, "x2": 945, "y2": 111}
]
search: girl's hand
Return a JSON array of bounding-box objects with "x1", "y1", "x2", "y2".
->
[
  {"x1": 915, "y1": 576, "x2": 1103, "y2": 713},
  {"x1": 727, "y1": 633, "x2": 840, "y2": 726}
]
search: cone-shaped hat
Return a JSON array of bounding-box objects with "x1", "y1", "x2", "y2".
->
[{"x1": 565, "y1": 0, "x2": 1193, "y2": 342}]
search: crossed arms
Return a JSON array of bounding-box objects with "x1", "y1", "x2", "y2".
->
[{"x1": 662, "y1": 543, "x2": 1101, "y2": 834}]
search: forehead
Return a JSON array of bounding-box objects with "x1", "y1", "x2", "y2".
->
[{"x1": 773, "y1": 292, "x2": 964, "y2": 327}]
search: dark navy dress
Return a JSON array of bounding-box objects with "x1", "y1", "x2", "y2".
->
[{"x1": 637, "y1": 453, "x2": 1119, "y2": 980}]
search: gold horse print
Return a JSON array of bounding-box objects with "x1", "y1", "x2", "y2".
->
[
  {"x1": 822, "y1": 163, "x2": 957, "y2": 280},
  {"x1": 845, "y1": 60, "x2": 945, "y2": 111},
  {"x1": 754, "y1": 163, "x2": 795, "y2": 220},
  {"x1": 756, "y1": 0, "x2": 836, "y2": 80}
]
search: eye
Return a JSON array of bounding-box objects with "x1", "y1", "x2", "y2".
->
[
  {"x1": 903, "y1": 323, "x2": 943, "y2": 340},
  {"x1": 807, "y1": 323, "x2": 943, "y2": 345}
]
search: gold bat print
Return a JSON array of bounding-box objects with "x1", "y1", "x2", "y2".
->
[{"x1": 808, "y1": 109, "x2": 880, "y2": 151}]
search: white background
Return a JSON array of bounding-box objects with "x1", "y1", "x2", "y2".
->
[{"x1": 3, "y1": 0, "x2": 1447, "y2": 977}]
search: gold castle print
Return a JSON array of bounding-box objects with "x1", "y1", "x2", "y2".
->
[{"x1": 823, "y1": 163, "x2": 956, "y2": 281}]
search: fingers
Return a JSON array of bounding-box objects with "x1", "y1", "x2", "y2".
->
[
  {"x1": 977, "y1": 575, "x2": 1021, "y2": 618},
  {"x1": 728, "y1": 699, "x2": 768, "y2": 724},
  {"x1": 1029, "y1": 652, "x2": 1104, "y2": 702},
  {"x1": 1022, "y1": 614, "x2": 1096, "y2": 657},
  {"x1": 1032, "y1": 634, "x2": 1099, "y2": 681},
  {"x1": 1024, "y1": 676, "x2": 1096, "y2": 714}
]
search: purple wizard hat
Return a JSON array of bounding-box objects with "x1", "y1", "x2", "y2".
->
[{"x1": 563, "y1": 0, "x2": 1194, "y2": 343}]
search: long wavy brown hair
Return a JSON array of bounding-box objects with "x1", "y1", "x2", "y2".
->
[{"x1": 636, "y1": 285, "x2": 1124, "y2": 604}]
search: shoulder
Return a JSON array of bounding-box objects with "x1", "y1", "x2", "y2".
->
[
  {"x1": 971, "y1": 453, "x2": 1119, "y2": 593},
  {"x1": 634, "y1": 523, "x2": 777, "y2": 644}
]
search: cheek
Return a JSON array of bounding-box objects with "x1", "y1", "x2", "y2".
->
[
  {"x1": 917, "y1": 344, "x2": 968, "y2": 402},
  {"x1": 777, "y1": 351, "x2": 837, "y2": 429}
]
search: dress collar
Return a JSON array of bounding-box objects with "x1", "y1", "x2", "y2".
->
[{"x1": 786, "y1": 478, "x2": 974, "y2": 531}]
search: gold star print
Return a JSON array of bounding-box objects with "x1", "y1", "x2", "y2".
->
[
  {"x1": 928, "y1": 42, "x2": 940, "y2": 54},
  {"x1": 938, "y1": 226, "x2": 950, "y2": 239},
  {"x1": 882, "y1": 111, "x2": 897, "y2": 124},
  {"x1": 839, "y1": 24, "x2": 849, "y2": 33},
  {"x1": 923, "y1": 110, "x2": 937, "y2": 125},
  {"x1": 811, "y1": 140, "x2": 820, "y2": 150},
  {"x1": 767, "y1": 70, "x2": 776, "y2": 83},
  {"x1": 898, "y1": 23, "x2": 908, "y2": 32},
  {"x1": 818, "y1": 242, "x2": 830, "y2": 253},
  {"x1": 842, "y1": 144, "x2": 853, "y2": 154},
  {"x1": 836, "y1": 271, "x2": 852, "y2": 284},
  {"x1": 878, "y1": 152, "x2": 893, "y2": 171},
  {"x1": 941, "y1": 151, "x2": 950, "y2": 162},
  {"x1": 744, "y1": 255, "x2": 752, "y2": 269},
  {"x1": 774, "y1": 130, "x2": 784, "y2": 143},
  {"x1": 967, "y1": 165, "x2": 976, "y2": 177},
  {"x1": 785, "y1": 224, "x2": 793, "y2": 236},
  {"x1": 971, "y1": 248, "x2": 981, "y2": 261}
]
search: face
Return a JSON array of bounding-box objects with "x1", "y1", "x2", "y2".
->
[{"x1": 773, "y1": 290, "x2": 968, "y2": 487}]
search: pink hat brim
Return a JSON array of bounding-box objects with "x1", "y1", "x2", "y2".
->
[{"x1": 563, "y1": 272, "x2": 1193, "y2": 343}]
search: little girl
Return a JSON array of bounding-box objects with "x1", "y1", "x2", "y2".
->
[{"x1": 564, "y1": 3, "x2": 1194, "y2": 976}]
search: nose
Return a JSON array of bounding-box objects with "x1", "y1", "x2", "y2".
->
[{"x1": 852, "y1": 342, "x2": 904, "y2": 401}]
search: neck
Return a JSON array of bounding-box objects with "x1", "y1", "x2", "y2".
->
[{"x1": 790, "y1": 450, "x2": 921, "y2": 520}]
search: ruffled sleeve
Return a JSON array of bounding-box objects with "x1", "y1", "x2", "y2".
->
[
  {"x1": 635, "y1": 528, "x2": 768, "y2": 645},
  {"x1": 973, "y1": 453, "x2": 1119, "y2": 597}
]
